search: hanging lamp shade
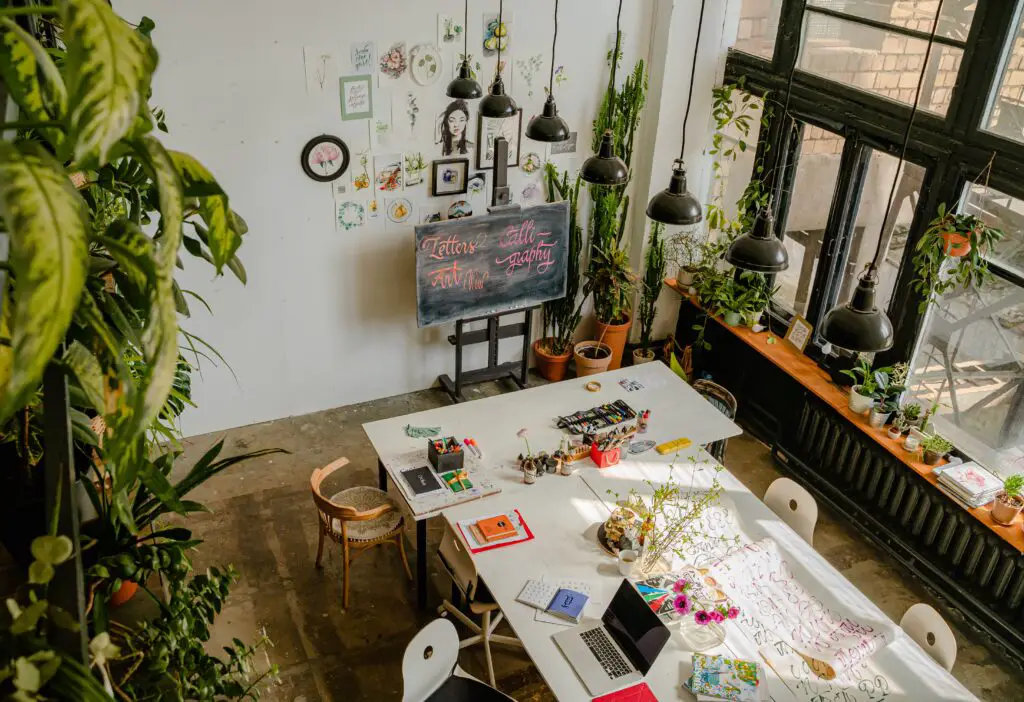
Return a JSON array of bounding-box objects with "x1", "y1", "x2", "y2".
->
[
  {"x1": 581, "y1": 130, "x2": 628, "y2": 186},
  {"x1": 646, "y1": 160, "x2": 702, "y2": 225},
  {"x1": 480, "y1": 76, "x2": 517, "y2": 118},
  {"x1": 819, "y1": 271, "x2": 893, "y2": 352},
  {"x1": 725, "y1": 208, "x2": 789, "y2": 273},
  {"x1": 446, "y1": 61, "x2": 483, "y2": 99},
  {"x1": 526, "y1": 94, "x2": 570, "y2": 142}
]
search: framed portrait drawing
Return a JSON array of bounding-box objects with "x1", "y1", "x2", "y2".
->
[
  {"x1": 784, "y1": 314, "x2": 814, "y2": 353},
  {"x1": 339, "y1": 74, "x2": 373, "y2": 121},
  {"x1": 476, "y1": 109, "x2": 522, "y2": 170},
  {"x1": 431, "y1": 158, "x2": 469, "y2": 197}
]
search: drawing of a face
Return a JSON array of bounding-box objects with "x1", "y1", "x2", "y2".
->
[{"x1": 448, "y1": 111, "x2": 467, "y2": 140}]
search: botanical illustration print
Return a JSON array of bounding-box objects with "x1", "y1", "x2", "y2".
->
[
  {"x1": 467, "y1": 172, "x2": 486, "y2": 196},
  {"x1": 306, "y1": 141, "x2": 345, "y2": 178},
  {"x1": 352, "y1": 151, "x2": 371, "y2": 191},
  {"x1": 404, "y1": 152, "x2": 426, "y2": 187},
  {"x1": 515, "y1": 54, "x2": 544, "y2": 98},
  {"x1": 336, "y1": 201, "x2": 365, "y2": 231},
  {"x1": 438, "y1": 99, "x2": 473, "y2": 156},
  {"x1": 303, "y1": 47, "x2": 338, "y2": 94},
  {"x1": 350, "y1": 41, "x2": 375, "y2": 73},
  {"x1": 521, "y1": 182, "x2": 540, "y2": 202},
  {"x1": 434, "y1": 161, "x2": 467, "y2": 196},
  {"x1": 375, "y1": 154, "x2": 403, "y2": 192},
  {"x1": 544, "y1": 64, "x2": 568, "y2": 94},
  {"x1": 406, "y1": 92, "x2": 420, "y2": 136},
  {"x1": 448, "y1": 200, "x2": 472, "y2": 219},
  {"x1": 372, "y1": 91, "x2": 393, "y2": 149},
  {"x1": 521, "y1": 152, "x2": 541, "y2": 173},
  {"x1": 410, "y1": 44, "x2": 443, "y2": 86},
  {"x1": 379, "y1": 42, "x2": 407, "y2": 79},
  {"x1": 456, "y1": 53, "x2": 482, "y2": 81},
  {"x1": 482, "y1": 13, "x2": 510, "y2": 56},
  {"x1": 367, "y1": 199, "x2": 380, "y2": 219},
  {"x1": 438, "y1": 14, "x2": 465, "y2": 46},
  {"x1": 387, "y1": 197, "x2": 413, "y2": 224}
]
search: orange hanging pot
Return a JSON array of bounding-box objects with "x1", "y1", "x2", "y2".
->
[{"x1": 940, "y1": 229, "x2": 972, "y2": 257}]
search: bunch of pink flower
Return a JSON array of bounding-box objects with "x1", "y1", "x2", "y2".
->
[{"x1": 671, "y1": 577, "x2": 740, "y2": 626}]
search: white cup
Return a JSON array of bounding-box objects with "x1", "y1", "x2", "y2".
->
[{"x1": 618, "y1": 549, "x2": 638, "y2": 577}]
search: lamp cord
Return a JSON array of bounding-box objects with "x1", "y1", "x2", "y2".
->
[
  {"x1": 607, "y1": 0, "x2": 623, "y2": 127},
  {"x1": 679, "y1": 0, "x2": 708, "y2": 161},
  {"x1": 548, "y1": 0, "x2": 559, "y2": 95},
  {"x1": 496, "y1": 0, "x2": 504, "y2": 81},
  {"x1": 870, "y1": 0, "x2": 945, "y2": 272},
  {"x1": 463, "y1": 0, "x2": 469, "y2": 58},
  {"x1": 770, "y1": 0, "x2": 805, "y2": 207}
]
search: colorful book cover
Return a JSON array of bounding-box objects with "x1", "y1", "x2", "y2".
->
[
  {"x1": 940, "y1": 462, "x2": 1001, "y2": 497},
  {"x1": 476, "y1": 514, "x2": 517, "y2": 542},
  {"x1": 545, "y1": 588, "x2": 588, "y2": 623},
  {"x1": 592, "y1": 682, "x2": 657, "y2": 701},
  {"x1": 688, "y1": 653, "x2": 760, "y2": 702}
]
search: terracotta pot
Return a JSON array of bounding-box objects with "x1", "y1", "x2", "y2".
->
[
  {"x1": 632, "y1": 348, "x2": 655, "y2": 365},
  {"x1": 848, "y1": 385, "x2": 875, "y2": 415},
  {"x1": 991, "y1": 493, "x2": 1023, "y2": 525},
  {"x1": 533, "y1": 338, "x2": 572, "y2": 382},
  {"x1": 574, "y1": 341, "x2": 612, "y2": 377},
  {"x1": 109, "y1": 580, "x2": 139, "y2": 607},
  {"x1": 940, "y1": 230, "x2": 972, "y2": 257},
  {"x1": 595, "y1": 316, "x2": 632, "y2": 370}
]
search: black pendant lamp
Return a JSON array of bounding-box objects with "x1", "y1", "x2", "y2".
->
[
  {"x1": 526, "y1": 0, "x2": 570, "y2": 142},
  {"x1": 479, "y1": 0, "x2": 518, "y2": 118},
  {"x1": 581, "y1": 0, "x2": 628, "y2": 186},
  {"x1": 821, "y1": 0, "x2": 945, "y2": 353},
  {"x1": 646, "y1": 0, "x2": 707, "y2": 225},
  {"x1": 725, "y1": 207, "x2": 789, "y2": 273},
  {"x1": 446, "y1": 0, "x2": 483, "y2": 99}
]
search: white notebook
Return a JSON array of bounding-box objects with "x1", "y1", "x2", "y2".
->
[{"x1": 516, "y1": 579, "x2": 558, "y2": 610}]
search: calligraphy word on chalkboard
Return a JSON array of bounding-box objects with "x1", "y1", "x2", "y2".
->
[{"x1": 415, "y1": 201, "x2": 570, "y2": 328}]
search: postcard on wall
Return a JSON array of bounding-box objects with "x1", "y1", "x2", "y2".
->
[
  {"x1": 436, "y1": 98, "x2": 475, "y2": 157},
  {"x1": 303, "y1": 47, "x2": 339, "y2": 95},
  {"x1": 378, "y1": 41, "x2": 408, "y2": 81},
  {"x1": 477, "y1": 110, "x2": 522, "y2": 170},
  {"x1": 336, "y1": 201, "x2": 365, "y2": 232},
  {"x1": 350, "y1": 41, "x2": 376, "y2": 74},
  {"x1": 482, "y1": 12, "x2": 511, "y2": 56},
  {"x1": 351, "y1": 151, "x2": 371, "y2": 192},
  {"x1": 404, "y1": 152, "x2": 427, "y2": 187},
  {"x1": 371, "y1": 90, "x2": 394, "y2": 149},
  {"x1": 339, "y1": 74, "x2": 373, "y2": 121},
  {"x1": 438, "y1": 13, "x2": 465, "y2": 47},
  {"x1": 366, "y1": 198, "x2": 381, "y2": 220},
  {"x1": 374, "y1": 153, "x2": 404, "y2": 193},
  {"x1": 550, "y1": 131, "x2": 578, "y2": 155}
]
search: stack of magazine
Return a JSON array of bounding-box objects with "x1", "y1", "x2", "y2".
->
[{"x1": 935, "y1": 461, "x2": 1003, "y2": 509}]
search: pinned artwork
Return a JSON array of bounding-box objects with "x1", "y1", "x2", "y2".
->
[
  {"x1": 375, "y1": 154, "x2": 403, "y2": 192},
  {"x1": 352, "y1": 151, "x2": 371, "y2": 191},
  {"x1": 300, "y1": 135, "x2": 350, "y2": 182},
  {"x1": 431, "y1": 158, "x2": 469, "y2": 197},
  {"x1": 336, "y1": 201, "x2": 365, "y2": 231},
  {"x1": 379, "y1": 42, "x2": 408, "y2": 80},
  {"x1": 404, "y1": 152, "x2": 427, "y2": 187},
  {"x1": 367, "y1": 198, "x2": 381, "y2": 219},
  {"x1": 371, "y1": 90, "x2": 394, "y2": 149},
  {"x1": 405, "y1": 92, "x2": 421, "y2": 137},
  {"x1": 437, "y1": 99, "x2": 474, "y2": 157},
  {"x1": 387, "y1": 197, "x2": 413, "y2": 224},
  {"x1": 447, "y1": 200, "x2": 473, "y2": 219},
  {"x1": 482, "y1": 13, "x2": 511, "y2": 56},
  {"x1": 521, "y1": 182, "x2": 541, "y2": 203},
  {"x1": 515, "y1": 54, "x2": 544, "y2": 98},
  {"x1": 303, "y1": 47, "x2": 339, "y2": 94},
  {"x1": 421, "y1": 210, "x2": 443, "y2": 224},
  {"x1": 339, "y1": 74, "x2": 373, "y2": 121},
  {"x1": 453, "y1": 53, "x2": 482, "y2": 81},
  {"x1": 350, "y1": 41, "x2": 376, "y2": 74},
  {"x1": 467, "y1": 172, "x2": 487, "y2": 197},
  {"x1": 521, "y1": 152, "x2": 541, "y2": 173},
  {"x1": 438, "y1": 14, "x2": 465, "y2": 47},
  {"x1": 477, "y1": 110, "x2": 522, "y2": 170},
  {"x1": 550, "y1": 131, "x2": 578, "y2": 155},
  {"x1": 410, "y1": 44, "x2": 443, "y2": 87}
]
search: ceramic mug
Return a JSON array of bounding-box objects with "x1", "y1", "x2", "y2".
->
[{"x1": 618, "y1": 549, "x2": 638, "y2": 577}]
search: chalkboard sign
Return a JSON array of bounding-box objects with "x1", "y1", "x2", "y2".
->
[{"x1": 415, "y1": 201, "x2": 571, "y2": 328}]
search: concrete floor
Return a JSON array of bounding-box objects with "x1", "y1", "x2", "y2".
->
[{"x1": 174, "y1": 375, "x2": 1023, "y2": 701}]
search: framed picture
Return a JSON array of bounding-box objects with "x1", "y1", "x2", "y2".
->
[
  {"x1": 300, "y1": 135, "x2": 350, "y2": 182},
  {"x1": 432, "y1": 158, "x2": 469, "y2": 197},
  {"x1": 476, "y1": 109, "x2": 522, "y2": 170},
  {"x1": 339, "y1": 74, "x2": 373, "y2": 121},
  {"x1": 784, "y1": 314, "x2": 814, "y2": 352}
]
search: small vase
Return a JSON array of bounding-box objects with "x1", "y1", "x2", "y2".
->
[
  {"x1": 675, "y1": 614, "x2": 727, "y2": 652},
  {"x1": 722, "y1": 310, "x2": 742, "y2": 327},
  {"x1": 523, "y1": 468, "x2": 537, "y2": 484}
]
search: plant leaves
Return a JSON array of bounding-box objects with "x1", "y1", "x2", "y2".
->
[
  {"x1": 13, "y1": 658, "x2": 41, "y2": 692},
  {"x1": 94, "y1": 218, "x2": 156, "y2": 294},
  {"x1": 138, "y1": 458, "x2": 188, "y2": 516},
  {"x1": 0, "y1": 18, "x2": 67, "y2": 142},
  {"x1": 62, "y1": 340, "x2": 105, "y2": 413},
  {"x1": 10, "y1": 599, "x2": 47, "y2": 635},
  {"x1": 62, "y1": 0, "x2": 159, "y2": 167},
  {"x1": 28, "y1": 561, "x2": 54, "y2": 585},
  {"x1": 31, "y1": 535, "x2": 73, "y2": 566},
  {"x1": 169, "y1": 151, "x2": 240, "y2": 272},
  {"x1": 0, "y1": 142, "x2": 89, "y2": 423}
]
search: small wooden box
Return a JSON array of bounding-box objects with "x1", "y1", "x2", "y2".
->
[
  {"x1": 428, "y1": 438, "x2": 464, "y2": 472},
  {"x1": 590, "y1": 443, "x2": 621, "y2": 469}
]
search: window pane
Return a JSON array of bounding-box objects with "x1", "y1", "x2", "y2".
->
[
  {"x1": 775, "y1": 126, "x2": 846, "y2": 317},
  {"x1": 962, "y1": 183, "x2": 1024, "y2": 280},
  {"x1": 908, "y1": 279, "x2": 1024, "y2": 478},
  {"x1": 839, "y1": 155, "x2": 926, "y2": 313},
  {"x1": 798, "y1": 12, "x2": 963, "y2": 115},
  {"x1": 984, "y1": 14, "x2": 1024, "y2": 144},
  {"x1": 806, "y1": 0, "x2": 975, "y2": 41},
  {"x1": 734, "y1": 0, "x2": 783, "y2": 59}
]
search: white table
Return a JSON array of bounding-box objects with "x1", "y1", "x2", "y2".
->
[{"x1": 362, "y1": 363, "x2": 743, "y2": 609}]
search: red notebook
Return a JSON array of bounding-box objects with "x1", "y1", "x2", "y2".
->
[{"x1": 592, "y1": 682, "x2": 658, "y2": 702}]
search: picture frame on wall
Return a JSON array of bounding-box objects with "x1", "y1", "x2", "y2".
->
[
  {"x1": 339, "y1": 74, "x2": 374, "y2": 121},
  {"x1": 476, "y1": 109, "x2": 522, "y2": 170},
  {"x1": 784, "y1": 314, "x2": 814, "y2": 353},
  {"x1": 300, "y1": 135, "x2": 350, "y2": 182},
  {"x1": 431, "y1": 158, "x2": 469, "y2": 197}
]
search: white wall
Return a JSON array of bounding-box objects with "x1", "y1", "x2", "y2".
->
[{"x1": 116, "y1": 0, "x2": 739, "y2": 436}]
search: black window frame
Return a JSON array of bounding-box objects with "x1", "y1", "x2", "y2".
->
[{"x1": 725, "y1": 0, "x2": 1024, "y2": 366}]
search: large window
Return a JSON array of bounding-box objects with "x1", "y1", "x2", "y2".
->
[{"x1": 735, "y1": 0, "x2": 784, "y2": 60}]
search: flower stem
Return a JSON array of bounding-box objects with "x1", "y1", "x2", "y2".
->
[{"x1": 0, "y1": 6, "x2": 59, "y2": 17}]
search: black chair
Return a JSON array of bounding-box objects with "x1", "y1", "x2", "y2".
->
[{"x1": 692, "y1": 379, "x2": 738, "y2": 462}]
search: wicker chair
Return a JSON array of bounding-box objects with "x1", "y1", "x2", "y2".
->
[
  {"x1": 311, "y1": 457, "x2": 412, "y2": 608},
  {"x1": 692, "y1": 379, "x2": 738, "y2": 463}
]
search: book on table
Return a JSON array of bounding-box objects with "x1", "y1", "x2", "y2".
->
[
  {"x1": 935, "y1": 462, "x2": 1002, "y2": 507},
  {"x1": 475, "y1": 515, "x2": 518, "y2": 543},
  {"x1": 687, "y1": 653, "x2": 765, "y2": 702},
  {"x1": 515, "y1": 579, "x2": 590, "y2": 624}
]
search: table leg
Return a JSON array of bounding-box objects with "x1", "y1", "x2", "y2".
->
[
  {"x1": 417, "y1": 519, "x2": 428, "y2": 610},
  {"x1": 378, "y1": 459, "x2": 387, "y2": 492}
]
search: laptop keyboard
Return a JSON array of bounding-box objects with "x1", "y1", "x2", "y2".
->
[{"x1": 580, "y1": 627, "x2": 632, "y2": 679}]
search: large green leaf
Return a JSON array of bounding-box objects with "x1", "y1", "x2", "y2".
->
[
  {"x1": 94, "y1": 218, "x2": 155, "y2": 294},
  {"x1": 169, "y1": 151, "x2": 240, "y2": 273},
  {"x1": 0, "y1": 142, "x2": 89, "y2": 422},
  {"x1": 62, "y1": 340, "x2": 105, "y2": 413},
  {"x1": 0, "y1": 18, "x2": 67, "y2": 138},
  {"x1": 62, "y1": 0, "x2": 158, "y2": 167}
]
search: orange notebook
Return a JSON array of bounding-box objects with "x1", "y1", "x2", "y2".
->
[{"x1": 475, "y1": 515, "x2": 518, "y2": 543}]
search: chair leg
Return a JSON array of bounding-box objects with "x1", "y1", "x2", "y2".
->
[
  {"x1": 315, "y1": 524, "x2": 326, "y2": 569},
  {"x1": 482, "y1": 610, "x2": 496, "y2": 688},
  {"x1": 342, "y1": 540, "x2": 351, "y2": 609},
  {"x1": 397, "y1": 533, "x2": 412, "y2": 581}
]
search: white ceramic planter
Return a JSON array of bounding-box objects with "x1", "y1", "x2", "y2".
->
[
  {"x1": 869, "y1": 408, "x2": 888, "y2": 428},
  {"x1": 677, "y1": 267, "x2": 697, "y2": 288},
  {"x1": 848, "y1": 385, "x2": 875, "y2": 414}
]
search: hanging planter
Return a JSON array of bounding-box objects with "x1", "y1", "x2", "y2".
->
[{"x1": 939, "y1": 229, "x2": 973, "y2": 257}]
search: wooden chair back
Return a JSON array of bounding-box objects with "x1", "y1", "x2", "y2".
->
[{"x1": 310, "y1": 458, "x2": 396, "y2": 527}]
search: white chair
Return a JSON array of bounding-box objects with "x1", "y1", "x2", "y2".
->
[
  {"x1": 402, "y1": 618, "x2": 513, "y2": 702},
  {"x1": 764, "y1": 477, "x2": 818, "y2": 546},
  {"x1": 901, "y1": 603, "x2": 957, "y2": 672},
  {"x1": 436, "y1": 526, "x2": 523, "y2": 688}
]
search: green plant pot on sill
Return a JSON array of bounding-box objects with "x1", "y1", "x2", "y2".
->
[{"x1": 723, "y1": 311, "x2": 742, "y2": 327}]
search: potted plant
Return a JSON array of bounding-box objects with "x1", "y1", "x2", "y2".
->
[
  {"x1": 992, "y1": 474, "x2": 1024, "y2": 526},
  {"x1": 586, "y1": 243, "x2": 637, "y2": 371},
  {"x1": 840, "y1": 355, "x2": 879, "y2": 415},
  {"x1": 921, "y1": 434, "x2": 954, "y2": 465},
  {"x1": 887, "y1": 419, "x2": 905, "y2": 441},
  {"x1": 574, "y1": 341, "x2": 613, "y2": 376},
  {"x1": 912, "y1": 203, "x2": 1005, "y2": 312},
  {"x1": 898, "y1": 402, "x2": 923, "y2": 431},
  {"x1": 870, "y1": 399, "x2": 898, "y2": 429},
  {"x1": 536, "y1": 165, "x2": 585, "y2": 381},
  {"x1": 635, "y1": 222, "x2": 667, "y2": 365},
  {"x1": 667, "y1": 229, "x2": 703, "y2": 288}
]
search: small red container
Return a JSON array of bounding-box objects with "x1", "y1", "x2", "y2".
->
[{"x1": 590, "y1": 443, "x2": 621, "y2": 469}]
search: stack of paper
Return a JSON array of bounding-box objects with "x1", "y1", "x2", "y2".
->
[
  {"x1": 516, "y1": 579, "x2": 593, "y2": 625},
  {"x1": 687, "y1": 653, "x2": 767, "y2": 702},
  {"x1": 935, "y1": 462, "x2": 1003, "y2": 509}
]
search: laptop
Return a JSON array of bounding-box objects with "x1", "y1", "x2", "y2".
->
[{"x1": 552, "y1": 579, "x2": 670, "y2": 696}]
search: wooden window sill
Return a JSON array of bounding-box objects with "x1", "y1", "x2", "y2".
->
[{"x1": 667, "y1": 279, "x2": 1024, "y2": 553}]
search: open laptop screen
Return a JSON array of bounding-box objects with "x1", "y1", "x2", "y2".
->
[{"x1": 602, "y1": 579, "x2": 670, "y2": 674}]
